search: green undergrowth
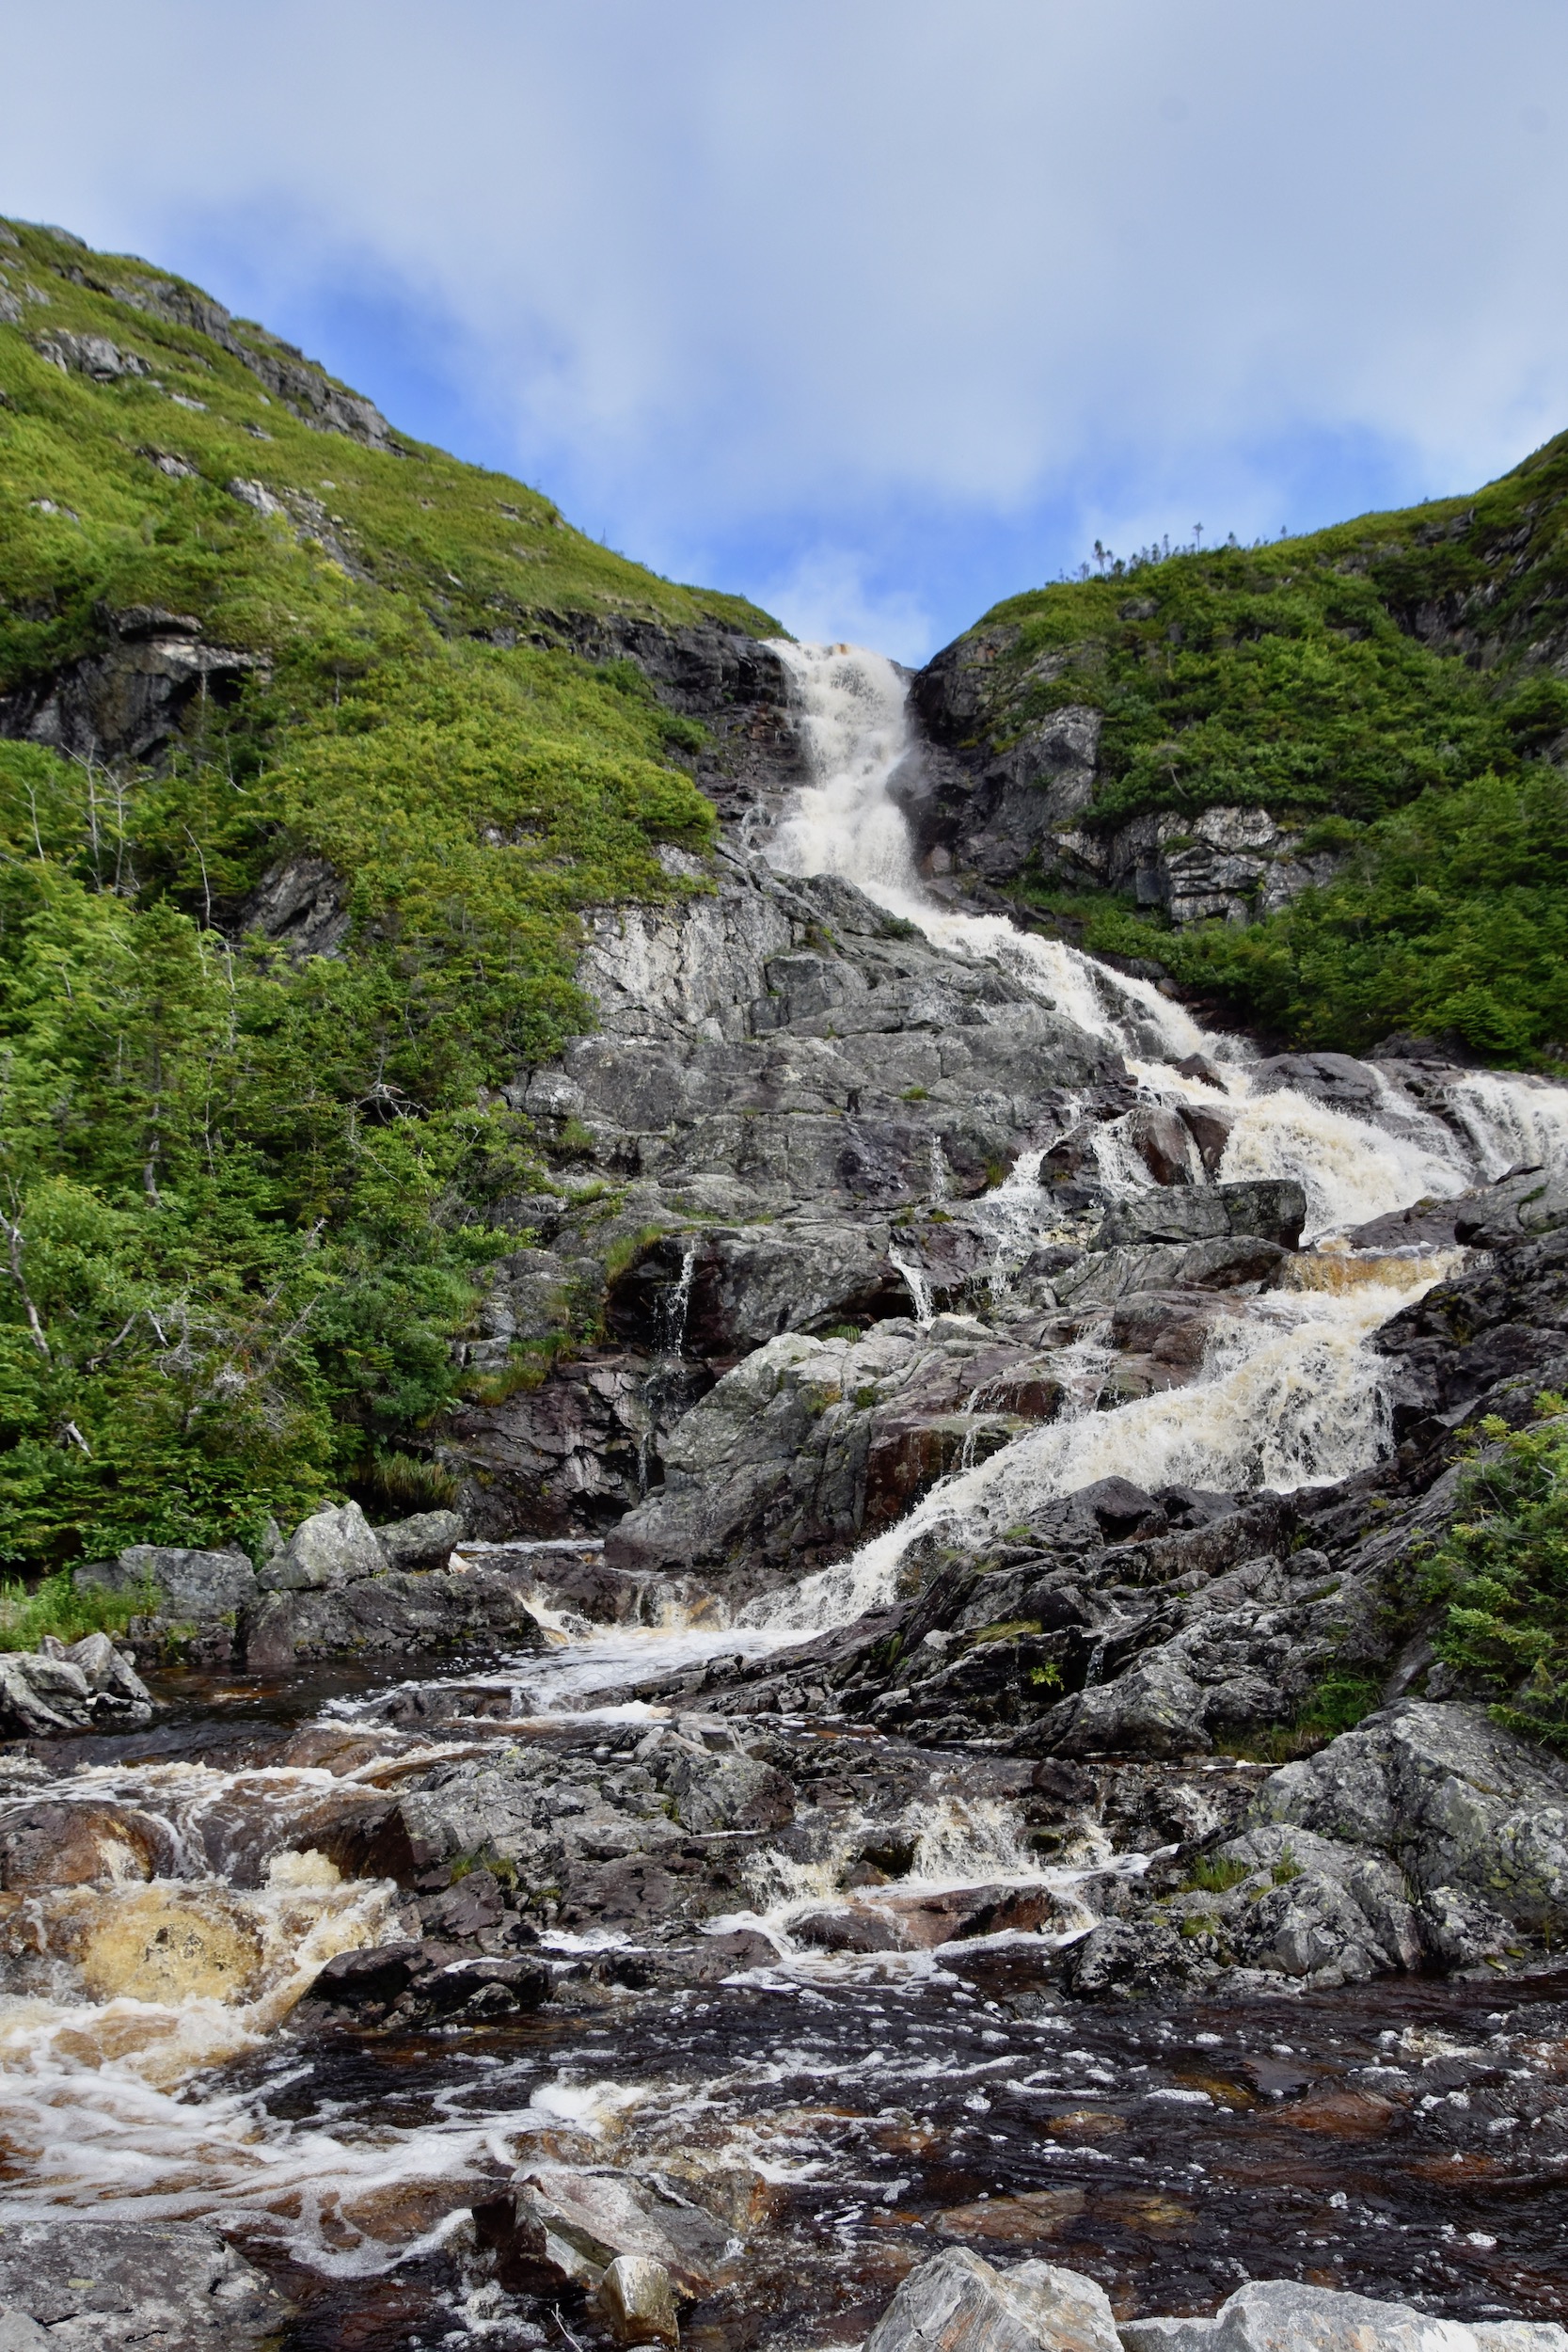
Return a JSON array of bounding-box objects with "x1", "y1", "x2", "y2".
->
[
  {"x1": 1420, "y1": 1398, "x2": 1568, "y2": 1751},
  {"x1": 0, "y1": 218, "x2": 780, "y2": 1571},
  {"x1": 960, "y1": 430, "x2": 1568, "y2": 1059},
  {"x1": 0, "y1": 1565, "x2": 158, "y2": 1651},
  {"x1": 1020, "y1": 758, "x2": 1568, "y2": 1060}
]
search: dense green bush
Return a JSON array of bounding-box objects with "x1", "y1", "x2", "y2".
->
[{"x1": 1421, "y1": 1400, "x2": 1568, "y2": 1750}]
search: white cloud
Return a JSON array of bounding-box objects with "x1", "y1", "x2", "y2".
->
[{"x1": 5, "y1": 0, "x2": 1568, "y2": 651}]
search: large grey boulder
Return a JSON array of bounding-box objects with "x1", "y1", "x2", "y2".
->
[
  {"x1": 0, "y1": 1636, "x2": 153, "y2": 1736},
  {"x1": 1121, "y1": 2279, "x2": 1568, "y2": 2352},
  {"x1": 243, "y1": 1565, "x2": 545, "y2": 1670},
  {"x1": 0, "y1": 2219, "x2": 284, "y2": 2352},
  {"x1": 77, "y1": 1544, "x2": 258, "y2": 1621},
  {"x1": 372, "y1": 1508, "x2": 465, "y2": 1570},
  {"x1": 260, "y1": 1500, "x2": 386, "y2": 1591},
  {"x1": 864, "y1": 2248, "x2": 1119, "y2": 2352},
  {"x1": 1453, "y1": 1164, "x2": 1568, "y2": 1250},
  {"x1": 1252, "y1": 1700, "x2": 1568, "y2": 1931},
  {"x1": 1184, "y1": 1822, "x2": 1424, "y2": 1982}
]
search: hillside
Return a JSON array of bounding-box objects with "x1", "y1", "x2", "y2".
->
[
  {"x1": 911, "y1": 441, "x2": 1568, "y2": 1061},
  {"x1": 0, "y1": 216, "x2": 785, "y2": 1568}
]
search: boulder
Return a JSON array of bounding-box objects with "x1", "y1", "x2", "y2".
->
[
  {"x1": 1252, "y1": 1700, "x2": 1568, "y2": 1931},
  {"x1": 372, "y1": 1508, "x2": 466, "y2": 1570},
  {"x1": 481, "y1": 2167, "x2": 732, "y2": 2296},
  {"x1": 594, "y1": 2255, "x2": 681, "y2": 2348},
  {"x1": 0, "y1": 1798, "x2": 168, "y2": 1890},
  {"x1": 295, "y1": 1938, "x2": 550, "y2": 2028},
  {"x1": 0, "y1": 2219, "x2": 284, "y2": 2352},
  {"x1": 80, "y1": 1544, "x2": 258, "y2": 1621},
  {"x1": 863, "y1": 2248, "x2": 1119, "y2": 2352},
  {"x1": 1452, "y1": 1165, "x2": 1568, "y2": 1250},
  {"x1": 0, "y1": 1643, "x2": 152, "y2": 1736},
  {"x1": 261, "y1": 1500, "x2": 387, "y2": 1591},
  {"x1": 1121, "y1": 2280, "x2": 1568, "y2": 2352},
  {"x1": 243, "y1": 1565, "x2": 545, "y2": 1669}
]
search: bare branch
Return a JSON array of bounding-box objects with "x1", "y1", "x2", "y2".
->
[{"x1": 0, "y1": 1208, "x2": 51, "y2": 1359}]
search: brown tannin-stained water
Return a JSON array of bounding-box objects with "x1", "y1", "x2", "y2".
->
[{"x1": 3, "y1": 1649, "x2": 1567, "y2": 2350}]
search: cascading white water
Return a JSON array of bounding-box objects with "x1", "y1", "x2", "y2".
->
[{"x1": 754, "y1": 641, "x2": 1568, "y2": 1632}]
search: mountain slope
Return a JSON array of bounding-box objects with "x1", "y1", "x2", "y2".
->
[
  {"x1": 911, "y1": 439, "x2": 1568, "y2": 1060},
  {"x1": 0, "y1": 216, "x2": 784, "y2": 1567}
]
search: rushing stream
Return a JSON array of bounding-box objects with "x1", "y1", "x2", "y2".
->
[{"x1": 5, "y1": 644, "x2": 1568, "y2": 2346}]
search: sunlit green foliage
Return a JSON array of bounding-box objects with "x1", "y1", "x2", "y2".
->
[
  {"x1": 1026, "y1": 764, "x2": 1568, "y2": 1060},
  {"x1": 968, "y1": 428, "x2": 1568, "y2": 1057},
  {"x1": 0, "y1": 219, "x2": 776, "y2": 1570}
]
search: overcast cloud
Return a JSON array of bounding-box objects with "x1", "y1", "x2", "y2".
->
[{"x1": 6, "y1": 1, "x2": 1567, "y2": 657}]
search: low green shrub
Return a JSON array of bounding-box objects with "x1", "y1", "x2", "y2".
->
[{"x1": 1422, "y1": 1397, "x2": 1568, "y2": 1748}]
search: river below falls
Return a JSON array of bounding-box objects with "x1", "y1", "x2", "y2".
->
[{"x1": 3, "y1": 1643, "x2": 1567, "y2": 2350}]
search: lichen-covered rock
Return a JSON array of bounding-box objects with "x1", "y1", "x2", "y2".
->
[
  {"x1": 0, "y1": 2219, "x2": 284, "y2": 2352},
  {"x1": 260, "y1": 1500, "x2": 386, "y2": 1591},
  {"x1": 864, "y1": 2247, "x2": 1119, "y2": 2352},
  {"x1": 372, "y1": 1508, "x2": 465, "y2": 1569},
  {"x1": 1252, "y1": 1700, "x2": 1568, "y2": 1931},
  {"x1": 1121, "y1": 2279, "x2": 1568, "y2": 2352}
]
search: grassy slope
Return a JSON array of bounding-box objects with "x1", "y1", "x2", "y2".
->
[
  {"x1": 947, "y1": 437, "x2": 1568, "y2": 1059},
  {"x1": 0, "y1": 218, "x2": 777, "y2": 1569}
]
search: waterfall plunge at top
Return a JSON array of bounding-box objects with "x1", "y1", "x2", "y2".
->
[{"x1": 752, "y1": 641, "x2": 1568, "y2": 1633}]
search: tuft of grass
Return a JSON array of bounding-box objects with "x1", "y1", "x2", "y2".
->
[
  {"x1": 1184, "y1": 1853, "x2": 1251, "y2": 1894},
  {"x1": 0, "y1": 1568, "x2": 159, "y2": 1652}
]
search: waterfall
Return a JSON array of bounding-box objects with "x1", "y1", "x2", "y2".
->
[{"x1": 752, "y1": 640, "x2": 1568, "y2": 1634}]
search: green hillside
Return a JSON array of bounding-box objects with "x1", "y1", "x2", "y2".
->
[
  {"x1": 939, "y1": 443, "x2": 1568, "y2": 1060},
  {"x1": 0, "y1": 217, "x2": 776, "y2": 1569}
]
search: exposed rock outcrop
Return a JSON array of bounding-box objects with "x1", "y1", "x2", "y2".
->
[{"x1": 0, "y1": 2219, "x2": 284, "y2": 2352}]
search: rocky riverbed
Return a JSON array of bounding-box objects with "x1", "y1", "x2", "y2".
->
[{"x1": 5, "y1": 643, "x2": 1568, "y2": 2352}]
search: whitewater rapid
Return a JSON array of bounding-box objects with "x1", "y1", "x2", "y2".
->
[{"x1": 753, "y1": 639, "x2": 1568, "y2": 1632}]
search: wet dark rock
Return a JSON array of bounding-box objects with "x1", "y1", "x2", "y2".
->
[
  {"x1": 0, "y1": 1795, "x2": 170, "y2": 1887},
  {"x1": 243, "y1": 1565, "x2": 546, "y2": 1670},
  {"x1": 1248, "y1": 1052, "x2": 1386, "y2": 1116},
  {"x1": 1372, "y1": 1227, "x2": 1568, "y2": 1442},
  {"x1": 294, "y1": 1937, "x2": 550, "y2": 2028},
  {"x1": 0, "y1": 2218, "x2": 285, "y2": 2352},
  {"x1": 1060, "y1": 1917, "x2": 1218, "y2": 2001}
]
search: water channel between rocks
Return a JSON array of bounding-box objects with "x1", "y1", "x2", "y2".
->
[{"x1": 5, "y1": 644, "x2": 1568, "y2": 2350}]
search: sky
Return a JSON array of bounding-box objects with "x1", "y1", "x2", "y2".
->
[{"x1": 6, "y1": 1, "x2": 1568, "y2": 661}]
